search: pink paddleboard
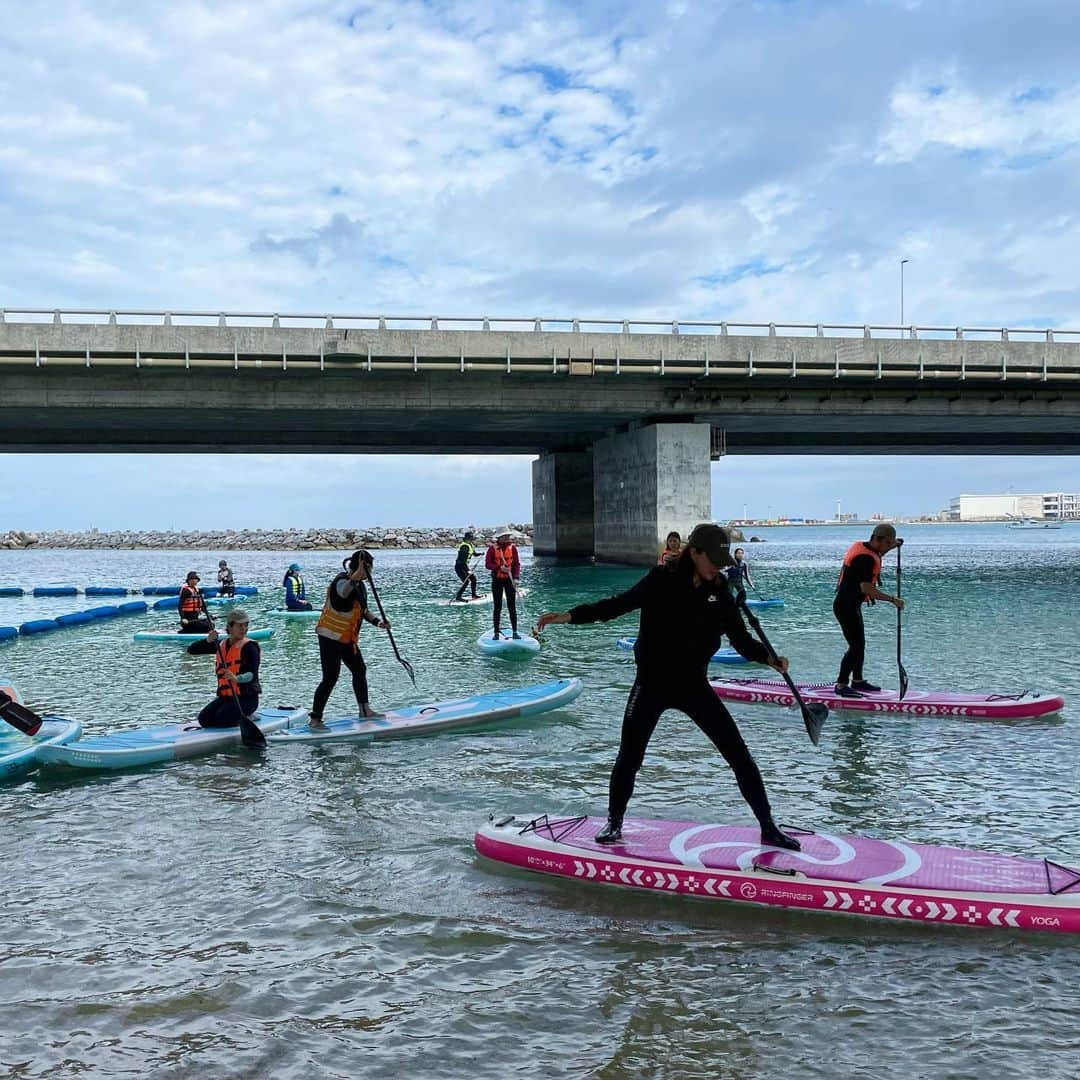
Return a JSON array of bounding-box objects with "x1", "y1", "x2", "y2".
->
[
  {"x1": 476, "y1": 814, "x2": 1080, "y2": 933},
  {"x1": 710, "y1": 677, "x2": 1065, "y2": 719}
]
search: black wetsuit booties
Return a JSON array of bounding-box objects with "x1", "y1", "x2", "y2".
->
[{"x1": 568, "y1": 561, "x2": 799, "y2": 850}]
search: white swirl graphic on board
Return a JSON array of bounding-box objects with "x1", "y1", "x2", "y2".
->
[{"x1": 671, "y1": 826, "x2": 859, "y2": 872}]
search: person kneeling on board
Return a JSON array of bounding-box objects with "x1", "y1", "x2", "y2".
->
[
  {"x1": 833, "y1": 523, "x2": 904, "y2": 698},
  {"x1": 537, "y1": 523, "x2": 800, "y2": 851},
  {"x1": 187, "y1": 609, "x2": 261, "y2": 728},
  {"x1": 283, "y1": 563, "x2": 312, "y2": 611},
  {"x1": 178, "y1": 571, "x2": 212, "y2": 634},
  {"x1": 309, "y1": 549, "x2": 391, "y2": 729},
  {"x1": 486, "y1": 528, "x2": 522, "y2": 639}
]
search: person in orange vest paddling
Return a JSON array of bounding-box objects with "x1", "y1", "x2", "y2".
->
[
  {"x1": 178, "y1": 571, "x2": 212, "y2": 634},
  {"x1": 187, "y1": 608, "x2": 261, "y2": 727},
  {"x1": 833, "y1": 523, "x2": 904, "y2": 698},
  {"x1": 485, "y1": 528, "x2": 522, "y2": 639},
  {"x1": 309, "y1": 549, "x2": 391, "y2": 727}
]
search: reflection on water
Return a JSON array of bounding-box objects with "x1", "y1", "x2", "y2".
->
[{"x1": 1, "y1": 525, "x2": 1078, "y2": 1077}]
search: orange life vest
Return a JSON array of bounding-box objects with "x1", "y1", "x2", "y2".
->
[
  {"x1": 316, "y1": 573, "x2": 364, "y2": 646},
  {"x1": 492, "y1": 543, "x2": 516, "y2": 579},
  {"x1": 179, "y1": 584, "x2": 203, "y2": 617},
  {"x1": 837, "y1": 542, "x2": 881, "y2": 603},
  {"x1": 216, "y1": 637, "x2": 253, "y2": 698}
]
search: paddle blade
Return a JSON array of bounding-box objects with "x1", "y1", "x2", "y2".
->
[
  {"x1": 898, "y1": 662, "x2": 909, "y2": 702},
  {"x1": 0, "y1": 699, "x2": 43, "y2": 737},
  {"x1": 398, "y1": 656, "x2": 417, "y2": 687},
  {"x1": 801, "y1": 702, "x2": 828, "y2": 747},
  {"x1": 239, "y1": 711, "x2": 267, "y2": 749}
]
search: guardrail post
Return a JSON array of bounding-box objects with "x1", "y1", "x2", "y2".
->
[
  {"x1": 185, "y1": 343, "x2": 190, "y2": 370},
  {"x1": 534, "y1": 318, "x2": 542, "y2": 331},
  {"x1": 833, "y1": 348, "x2": 839, "y2": 378},
  {"x1": 35, "y1": 341, "x2": 41, "y2": 367},
  {"x1": 53, "y1": 309, "x2": 62, "y2": 325},
  {"x1": 956, "y1": 327, "x2": 963, "y2": 340},
  {"x1": 1001, "y1": 327, "x2": 1008, "y2": 342},
  {"x1": 367, "y1": 345, "x2": 372, "y2": 372},
  {"x1": 571, "y1": 319, "x2": 580, "y2": 332},
  {"x1": 506, "y1": 345, "x2": 511, "y2": 374},
  {"x1": 109, "y1": 311, "x2": 117, "y2": 326},
  {"x1": 791, "y1": 349, "x2": 798, "y2": 378},
  {"x1": 319, "y1": 342, "x2": 324, "y2": 371},
  {"x1": 552, "y1": 347, "x2": 557, "y2": 375},
  {"x1": 1042, "y1": 350, "x2": 1047, "y2": 381},
  {"x1": 615, "y1": 346, "x2": 620, "y2": 375},
  {"x1": 85, "y1": 345, "x2": 91, "y2": 368},
  {"x1": 960, "y1": 352, "x2": 966, "y2": 379},
  {"x1": 1047, "y1": 329, "x2": 1054, "y2": 343},
  {"x1": 430, "y1": 317, "x2": 439, "y2": 330},
  {"x1": 704, "y1": 346, "x2": 709, "y2": 377},
  {"x1": 460, "y1": 344, "x2": 465, "y2": 373},
  {"x1": 863, "y1": 325, "x2": 871, "y2": 339},
  {"x1": 414, "y1": 344, "x2": 419, "y2": 373},
  {"x1": 720, "y1": 321, "x2": 728, "y2": 336},
  {"x1": 622, "y1": 320, "x2": 629, "y2": 333},
  {"x1": 671, "y1": 320, "x2": 679, "y2": 335},
  {"x1": 482, "y1": 317, "x2": 490, "y2": 331},
  {"x1": 325, "y1": 316, "x2": 334, "y2": 329},
  {"x1": 910, "y1": 326, "x2": 918, "y2": 339},
  {"x1": 135, "y1": 340, "x2": 141, "y2": 368},
  {"x1": 233, "y1": 343, "x2": 238, "y2": 370},
  {"x1": 768, "y1": 323, "x2": 776, "y2": 337},
  {"x1": 272, "y1": 314, "x2": 280, "y2": 329},
  {"x1": 660, "y1": 347, "x2": 665, "y2": 375},
  {"x1": 163, "y1": 312, "x2": 172, "y2": 326},
  {"x1": 219, "y1": 313, "x2": 227, "y2": 328},
  {"x1": 378, "y1": 317, "x2": 386, "y2": 330},
  {"x1": 918, "y1": 352, "x2": 924, "y2": 379},
  {"x1": 283, "y1": 344, "x2": 288, "y2": 371},
  {"x1": 0, "y1": 309, "x2": 5, "y2": 323},
  {"x1": 816, "y1": 324, "x2": 824, "y2": 337}
]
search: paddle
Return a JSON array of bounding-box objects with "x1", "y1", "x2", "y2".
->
[
  {"x1": 364, "y1": 568, "x2": 416, "y2": 686},
  {"x1": 204, "y1": 599, "x2": 266, "y2": 748},
  {"x1": 896, "y1": 540, "x2": 909, "y2": 701},
  {"x1": 0, "y1": 693, "x2": 44, "y2": 737},
  {"x1": 738, "y1": 597, "x2": 827, "y2": 746}
]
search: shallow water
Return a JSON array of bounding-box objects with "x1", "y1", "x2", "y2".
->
[{"x1": 1, "y1": 525, "x2": 1078, "y2": 1078}]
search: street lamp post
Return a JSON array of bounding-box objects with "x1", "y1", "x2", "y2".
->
[{"x1": 900, "y1": 258, "x2": 909, "y2": 334}]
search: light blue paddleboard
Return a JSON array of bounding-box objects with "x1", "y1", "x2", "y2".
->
[
  {"x1": 1, "y1": 711, "x2": 84, "y2": 780},
  {"x1": 267, "y1": 608, "x2": 320, "y2": 619},
  {"x1": 478, "y1": 629, "x2": 541, "y2": 658},
  {"x1": 744, "y1": 598, "x2": 784, "y2": 609},
  {"x1": 437, "y1": 594, "x2": 493, "y2": 607},
  {"x1": 37, "y1": 706, "x2": 304, "y2": 770},
  {"x1": 133, "y1": 626, "x2": 275, "y2": 643},
  {"x1": 270, "y1": 678, "x2": 583, "y2": 744},
  {"x1": 616, "y1": 637, "x2": 754, "y2": 665}
]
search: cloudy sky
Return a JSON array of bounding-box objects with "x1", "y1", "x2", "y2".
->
[{"x1": 2, "y1": 0, "x2": 1079, "y2": 529}]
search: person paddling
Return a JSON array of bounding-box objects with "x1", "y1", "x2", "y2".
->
[
  {"x1": 833, "y1": 523, "x2": 905, "y2": 698},
  {"x1": 658, "y1": 531, "x2": 682, "y2": 566},
  {"x1": 310, "y1": 549, "x2": 391, "y2": 728},
  {"x1": 453, "y1": 531, "x2": 482, "y2": 602},
  {"x1": 187, "y1": 609, "x2": 261, "y2": 727},
  {"x1": 486, "y1": 528, "x2": 521, "y2": 639},
  {"x1": 283, "y1": 563, "x2": 312, "y2": 611},
  {"x1": 726, "y1": 547, "x2": 755, "y2": 605},
  {"x1": 536, "y1": 523, "x2": 801, "y2": 851},
  {"x1": 217, "y1": 559, "x2": 236, "y2": 598},
  {"x1": 178, "y1": 571, "x2": 212, "y2": 634}
]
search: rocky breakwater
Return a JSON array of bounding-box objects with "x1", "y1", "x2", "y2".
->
[
  {"x1": 0, "y1": 530, "x2": 38, "y2": 549},
  {"x1": 12, "y1": 525, "x2": 535, "y2": 551}
]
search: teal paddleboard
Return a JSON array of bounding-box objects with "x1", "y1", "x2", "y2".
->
[
  {"x1": 1, "y1": 715, "x2": 84, "y2": 780},
  {"x1": 269, "y1": 678, "x2": 582, "y2": 744},
  {"x1": 616, "y1": 637, "x2": 755, "y2": 665},
  {"x1": 478, "y1": 629, "x2": 541, "y2": 658},
  {"x1": 37, "y1": 706, "x2": 304, "y2": 770},
  {"x1": 133, "y1": 627, "x2": 275, "y2": 643}
]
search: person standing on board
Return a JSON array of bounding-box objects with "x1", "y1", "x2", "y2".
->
[
  {"x1": 657, "y1": 531, "x2": 682, "y2": 566},
  {"x1": 178, "y1": 571, "x2": 212, "y2": 634},
  {"x1": 309, "y1": 549, "x2": 391, "y2": 728},
  {"x1": 217, "y1": 560, "x2": 236, "y2": 598},
  {"x1": 282, "y1": 563, "x2": 312, "y2": 610},
  {"x1": 536, "y1": 523, "x2": 800, "y2": 851},
  {"x1": 726, "y1": 547, "x2": 755, "y2": 605},
  {"x1": 486, "y1": 528, "x2": 522, "y2": 639},
  {"x1": 187, "y1": 609, "x2": 261, "y2": 727},
  {"x1": 453, "y1": 531, "x2": 482, "y2": 602},
  {"x1": 833, "y1": 523, "x2": 904, "y2": 698}
]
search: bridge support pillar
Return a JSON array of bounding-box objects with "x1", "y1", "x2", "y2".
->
[
  {"x1": 593, "y1": 422, "x2": 711, "y2": 565},
  {"x1": 531, "y1": 450, "x2": 595, "y2": 558}
]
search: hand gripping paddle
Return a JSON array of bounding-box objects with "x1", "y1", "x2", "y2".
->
[
  {"x1": 205, "y1": 599, "x2": 266, "y2": 749},
  {"x1": 738, "y1": 598, "x2": 827, "y2": 746}
]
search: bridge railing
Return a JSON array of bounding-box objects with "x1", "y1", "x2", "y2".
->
[{"x1": 2, "y1": 307, "x2": 1080, "y2": 343}]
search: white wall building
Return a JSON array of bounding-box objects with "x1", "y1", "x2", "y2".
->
[{"x1": 949, "y1": 493, "x2": 1080, "y2": 521}]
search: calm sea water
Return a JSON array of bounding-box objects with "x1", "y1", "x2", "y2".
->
[{"x1": 1, "y1": 524, "x2": 1078, "y2": 1079}]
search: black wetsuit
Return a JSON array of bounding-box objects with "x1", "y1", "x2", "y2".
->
[
  {"x1": 312, "y1": 576, "x2": 378, "y2": 719},
  {"x1": 187, "y1": 637, "x2": 261, "y2": 727},
  {"x1": 568, "y1": 563, "x2": 775, "y2": 826},
  {"x1": 454, "y1": 542, "x2": 479, "y2": 601},
  {"x1": 834, "y1": 546, "x2": 877, "y2": 685}
]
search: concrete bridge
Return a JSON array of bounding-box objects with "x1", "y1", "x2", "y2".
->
[{"x1": 2, "y1": 308, "x2": 1079, "y2": 563}]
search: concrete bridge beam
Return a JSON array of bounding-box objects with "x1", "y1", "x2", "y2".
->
[{"x1": 593, "y1": 422, "x2": 712, "y2": 565}]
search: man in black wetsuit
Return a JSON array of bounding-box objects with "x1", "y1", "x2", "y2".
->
[
  {"x1": 536, "y1": 523, "x2": 801, "y2": 851},
  {"x1": 833, "y1": 523, "x2": 904, "y2": 698},
  {"x1": 453, "y1": 531, "x2": 481, "y2": 602}
]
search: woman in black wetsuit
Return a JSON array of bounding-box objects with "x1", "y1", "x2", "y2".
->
[{"x1": 536, "y1": 523, "x2": 800, "y2": 850}]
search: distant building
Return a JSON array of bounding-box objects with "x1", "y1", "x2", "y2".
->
[{"x1": 948, "y1": 493, "x2": 1079, "y2": 521}]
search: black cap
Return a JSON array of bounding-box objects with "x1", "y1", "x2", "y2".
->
[
  {"x1": 686, "y1": 523, "x2": 735, "y2": 567},
  {"x1": 186, "y1": 571, "x2": 200, "y2": 581}
]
